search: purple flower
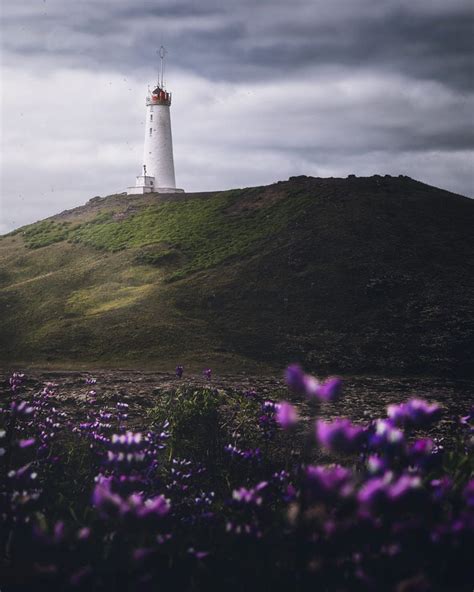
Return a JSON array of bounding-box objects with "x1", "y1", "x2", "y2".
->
[
  {"x1": 92, "y1": 478, "x2": 170, "y2": 519},
  {"x1": 135, "y1": 494, "x2": 171, "y2": 518},
  {"x1": 203, "y1": 368, "x2": 212, "y2": 380},
  {"x1": 188, "y1": 548, "x2": 209, "y2": 560},
  {"x1": 460, "y1": 406, "x2": 474, "y2": 433},
  {"x1": 387, "y1": 399, "x2": 442, "y2": 429},
  {"x1": 224, "y1": 444, "x2": 261, "y2": 461},
  {"x1": 10, "y1": 401, "x2": 34, "y2": 416},
  {"x1": 284, "y1": 365, "x2": 342, "y2": 402},
  {"x1": 303, "y1": 375, "x2": 322, "y2": 398},
  {"x1": 366, "y1": 455, "x2": 388, "y2": 475},
  {"x1": 463, "y1": 479, "x2": 474, "y2": 508},
  {"x1": 316, "y1": 419, "x2": 366, "y2": 454},
  {"x1": 276, "y1": 402, "x2": 298, "y2": 429},
  {"x1": 70, "y1": 566, "x2": 92, "y2": 586},
  {"x1": 369, "y1": 419, "x2": 405, "y2": 454},
  {"x1": 408, "y1": 438, "x2": 439, "y2": 469},
  {"x1": 317, "y1": 377, "x2": 343, "y2": 402},
  {"x1": 388, "y1": 474, "x2": 423, "y2": 508},
  {"x1": 9, "y1": 372, "x2": 25, "y2": 392},
  {"x1": 53, "y1": 521, "x2": 65, "y2": 543},
  {"x1": 410, "y1": 438, "x2": 434, "y2": 455},
  {"x1": 132, "y1": 547, "x2": 153, "y2": 562},
  {"x1": 306, "y1": 465, "x2": 354, "y2": 500},
  {"x1": 358, "y1": 475, "x2": 390, "y2": 512},
  {"x1": 358, "y1": 473, "x2": 423, "y2": 513},
  {"x1": 284, "y1": 483, "x2": 297, "y2": 502},
  {"x1": 285, "y1": 364, "x2": 322, "y2": 399},
  {"x1": 175, "y1": 365, "x2": 184, "y2": 378},
  {"x1": 18, "y1": 438, "x2": 36, "y2": 449},
  {"x1": 460, "y1": 406, "x2": 474, "y2": 423},
  {"x1": 232, "y1": 481, "x2": 268, "y2": 506},
  {"x1": 77, "y1": 527, "x2": 91, "y2": 540},
  {"x1": 258, "y1": 401, "x2": 278, "y2": 439},
  {"x1": 92, "y1": 478, "x2": 124, "y2": 518},
  {"x1": 430, "y1": 477, "x2": 452, "y2": 502},
  {"x1": 284, "y1": 364, "x2": 307, "y2": 393},
  {"x1": 111, "y1": 431, "x2": 143, "y2": 448},
  {"x1": 243, "y1": 389, "x2": 258, "y2": 399}
]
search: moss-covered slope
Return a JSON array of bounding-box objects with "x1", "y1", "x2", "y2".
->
[{"x1": 1, "y1": 175, "x2": 473, "y2": 374}]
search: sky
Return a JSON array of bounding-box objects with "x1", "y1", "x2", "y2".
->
[{"x1": 1, "y1": 0, "x2": 473, "y2": 234}]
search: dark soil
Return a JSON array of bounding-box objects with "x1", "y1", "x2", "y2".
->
[{"x1": 2, "y1": 370, "x2": 472, "y2": 446}]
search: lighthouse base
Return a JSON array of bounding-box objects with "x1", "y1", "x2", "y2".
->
[
  {"x1": 127, "y1": 186, "x2": 152, "y2": 195},
  {"x1": 127, "y1": 174, "x2": 184, "y2": 195},
  {"x1": 155, "y1": 187, "x2": 185, "y2": 194},
  {"x1": 127, "y1": 186, "x2": 185, "y2": 195}
]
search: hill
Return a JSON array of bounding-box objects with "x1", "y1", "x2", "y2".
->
[{"x1": 0, "y1": 175, "x2": 473, "y2": 375}]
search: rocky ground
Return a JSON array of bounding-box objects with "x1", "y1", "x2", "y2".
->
[{"x1": 1, "y1": 369, "x2": 473, "y2": 445}]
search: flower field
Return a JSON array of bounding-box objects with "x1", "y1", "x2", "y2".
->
[{"x1": 0, "y1": 368, "x2": 473, "y2": 591}]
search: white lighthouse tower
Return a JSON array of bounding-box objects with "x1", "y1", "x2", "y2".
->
[{"x1": 128, "y1": 47, "x2": 184, "y2": 195}]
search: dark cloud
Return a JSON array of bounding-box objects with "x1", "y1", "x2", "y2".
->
[
  {"x1": 250, "y1": 11, "x2": 473, "y2": 88},
  {"x1": 0, "y1": 0, "x2": 473, "y2": 233}
]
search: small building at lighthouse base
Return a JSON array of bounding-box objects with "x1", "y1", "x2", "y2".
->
[{"x1": 127, "y1": 175, "x2": 184, "y2": 195}]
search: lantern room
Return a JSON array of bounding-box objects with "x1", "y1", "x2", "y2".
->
[{"x1": 146, "y1": 86, "x2": 172, "y2": 107}]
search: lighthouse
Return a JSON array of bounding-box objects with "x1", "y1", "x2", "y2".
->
[{"x1": 128, "y1": 47, "x2": 184, "y2": 195}]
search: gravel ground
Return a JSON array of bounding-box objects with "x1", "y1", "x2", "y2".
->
[{"x1": 1, "y1": 369, "x2": 473, "y2": 446}]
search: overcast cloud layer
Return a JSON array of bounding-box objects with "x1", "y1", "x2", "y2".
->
[{"x1": 1, "y1": 0, "x2": 473, "y2": 233}]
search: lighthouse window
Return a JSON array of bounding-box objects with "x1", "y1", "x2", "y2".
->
[
  {"x1": 150, "y1": 114, "x2": 153, "y2": 122},
  {"x1": 149, "y1": 128, "x2": 152, "y2": 136}
]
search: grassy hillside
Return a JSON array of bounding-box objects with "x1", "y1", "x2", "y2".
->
[{"x1": 1, "y1": 175, "x2": 473, "y2": 375}]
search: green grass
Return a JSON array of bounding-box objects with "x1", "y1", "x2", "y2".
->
[
  {"x1": 22, "y1": 220, "x2": 72, "y2": 249},
  {"x1": 134, "y1": 245, "x2": 181, "y2": 267},
  {"x1": 66, "y1": 189, "x2": 308, "y2": 279},
  {"x1": 1, "y1": 176, "x2": 473, "y2": 374},
  {"x1": 67, "y1": 283, "x2": 155, "y2": 315},
  {"x1": 4, "y1": 187, "x2": 312, "y2": 280}
]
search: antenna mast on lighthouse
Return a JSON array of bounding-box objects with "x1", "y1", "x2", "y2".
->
[{"x1": 159, "y1": 45, "x2": 167, "y2": 88}]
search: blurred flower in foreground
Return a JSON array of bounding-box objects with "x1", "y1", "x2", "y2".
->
[
  {"x1": 408, "y1": 438, "x2": 440, "y2": 470},
  {"x1": 464, "y1": 479, "x2": 474, "y2": 508},
  {"x1": 358, "y1": 473, "x2": 424, "y2": 513},
  {"x1": 318, "y1": 377, "x2": 343, "y2": 401},
  {"x1": 366, "y1": 454, "x2": 387, "y2": 475},
  {"x1": 276, "y1": 402, "x2": 298, "y2": 429},
  {"x1": 369, "y1": 419, "x2": 405, "y2": 455},
  {"x1": 460, "y1": 406, "x2": 474, "y2": 426},
  {"x1": 285, "y1": 365, "x2": 342, "y2": 402},
  {"x1": 306, "y1": 465, "x2": 354, "y2": 501},
  {"x1": 92, "y1": 477, "x2": 170, "y2": 520},
  {"x1": 10, "y1": 401, "x2": 33, "y2": 417},
  {"x1": 232, "y1": 481, "x2": 268, "y2": 506},
  {"x1": 316, "y1": 419, "x2": 366, "y2": 454},
  {"x1": 387, "y1": 399, "x2": 441, "y2": 429}
]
